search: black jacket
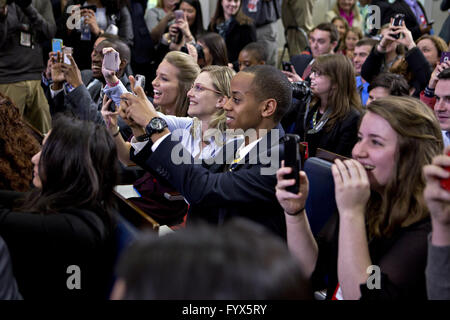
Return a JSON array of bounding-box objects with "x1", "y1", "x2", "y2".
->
[
  {"x1": 0, "y1": 190, "x2": 116, "y2": 299},
  {"x1": 130, "y1": 125, "x2": 287, "y2": 239},
  {"x1": 290, "y1": 103, "x2": 360, "y2": 158},
  {"x1": 361, "y1": 46, "x2": 431, "y2": 97},
  {"x1": 209, "y1": 18, "x2": 257, "y2": 65}
]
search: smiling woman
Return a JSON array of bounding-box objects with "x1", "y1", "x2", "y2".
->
[{"x1": 277, "y1": 96, "x2": 444, "y2": 300}]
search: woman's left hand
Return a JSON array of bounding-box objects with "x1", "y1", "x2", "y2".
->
[{"x1": 332, "y1": 159, "x2": 371, "y2": 218}]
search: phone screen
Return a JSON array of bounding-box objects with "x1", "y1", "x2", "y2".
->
[
  {"x1": 52, "y1": 39, "x2": 63, "y2": 53},
  {"x1": 441, "y1": 52, "x2": 450, "y2": 64}
]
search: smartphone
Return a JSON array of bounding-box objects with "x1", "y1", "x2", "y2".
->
[
  {"x1": 80, "y1": 4, "x2": 97, "y2": 11},
  {"x1": 104, "y1": 51, "x2": 120, "y2": 72},
  {"x1": 441, "y1": 52, "x2": 450, "y2": 64},
  {"x1": 391, "y1": 14, "x2": 405, "y2": 39},
  {"x1": 63, "y1": 46, "x2": 73, "y2": 65},
  {"x1": 135, "y1": 74, "x2": 146, "y2": 90},
  {"x1": 174, "y1": 9, "x2": 184, "y2": 20},
  {"x1": 284, "y1": 134, "x2": 301, "y2": 194},
  {"x1": 282, "y1": 61, "x2": 293, "y2": 72},
  {"x1": 52, "y1": 38, "x2": 63, "y2": 53},
  {"x1": 440, "y1": 151, "x2": 450, "y2": 191}
]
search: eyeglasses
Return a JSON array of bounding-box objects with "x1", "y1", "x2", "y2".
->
[{"x1": 190, "y1": 83, "x2": 222, "y2": 95}]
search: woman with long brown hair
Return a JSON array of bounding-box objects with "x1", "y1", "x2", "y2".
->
[
  {"x1": 293, "y1": 54, "x2": 361, "y2": 157},
  {"x1": 208, "y1": 0, "x2": 256, "y2": 66},
  {"x1": 276, "y1": 96, "x2": 443, "y2": 300}
]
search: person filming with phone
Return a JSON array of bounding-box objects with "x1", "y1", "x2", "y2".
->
[
  {"x1": 361, "y1": 18, "x2": 432, "y2": 98},
  {"x1": 276, "y1": 96, "x2": 443, "y2": 300}
]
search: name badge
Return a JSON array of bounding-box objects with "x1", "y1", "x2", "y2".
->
[{"x1": 20, "y1": 32, "x2": 32, "y2": 47}]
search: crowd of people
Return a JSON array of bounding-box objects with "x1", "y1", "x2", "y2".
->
[{"x1": 0, "y1": 0, "x2": 450, "y2": 301}]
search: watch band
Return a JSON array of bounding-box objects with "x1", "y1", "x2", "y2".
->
[{"x1": 135, "y1": 133, "x2": 150, "y2": 142}]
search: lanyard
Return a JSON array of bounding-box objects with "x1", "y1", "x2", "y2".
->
[{"x1": 303, "y1": 101, "x2": 331, "y2": 139}]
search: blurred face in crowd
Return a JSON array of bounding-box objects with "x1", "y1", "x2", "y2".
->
[
  {"x1": 223, "y1": 72, "x2": 262, "y2": 131},
  {"x1": 180, "y1": 1, "x2": 196, "y2": 27},
  {"x1": 417, "y1": 38, "x2": 440, "y2": 68},
  {"x1": 238, "y1": 50, "x2": 264, "y2": 71},
  {"x1": 333, "y1": 19, "x2": 347, "y2": 39},
  {"x1": 434, "y1": 79, "x2": 450, "y2": 131},
  {"x1": 197, "y1": 41, "x2": 213, "y2": 67},
  {"x1": 345, "y1": 30, "x2": 359, "y2": 51},
  {"x1": 31, "y1": 133, "x2": 50, "y2": 189},
  {"x1": 352, "y1": 111, "x2": 398, "y2": 191},
  {"x1": 309, "y1": 29, "x2": 337, "y2": 58},
  {"x1": 163, "y1": 0, "x2": 180, "y2": 11},
  {"x1": 310, "y1": 70, "x2": 332, "y2": 99},
  {"x1": 187, "y1": 72, "x2": 222, "y2": 120},
  {"x1": 222, "y1": 0, "x2": 240, "y2": 19},
  {"x1": 353, "y1": 44, "x2": 372, "y2": 74},
  {"x1": 91, "y1": 37, "x2": 106, "y2": 79},
  {"x1": 338, "y1": 0, "x2": 355, "y2": 12},
  {"x1": 366, "y1": 86, "x2": 390, "y2": 105},
  {"x1": 152, "y1": 60, "x2": 180, "y2": 112}
]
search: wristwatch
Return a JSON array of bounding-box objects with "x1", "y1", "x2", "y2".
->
[{"x1": 145, "y1": 117, "x2": 168, "y2": 137}]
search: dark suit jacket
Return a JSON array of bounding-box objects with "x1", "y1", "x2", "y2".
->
[{"x1": 130, "y1": 125, "x2": 287, "y2": 239}]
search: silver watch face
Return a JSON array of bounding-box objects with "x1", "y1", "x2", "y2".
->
[{"x1": 150, "y1": 117, "x2": 166, "y2": 131}]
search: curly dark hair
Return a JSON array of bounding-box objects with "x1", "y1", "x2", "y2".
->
[{"x1": 0, "y1": 93, "x2": 40, "y2": 192}]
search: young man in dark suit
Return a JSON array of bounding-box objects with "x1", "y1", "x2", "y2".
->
[{"x1": 121, "y1": 65, "x2": 293, "y2": 238}]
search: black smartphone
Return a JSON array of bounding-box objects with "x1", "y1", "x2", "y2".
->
[
  {"x1": 80, "y1": 4, "x2": 97, "y2": 11},
  {"x1": 282, "y1": 61, "x2": 293, "y2": 72},
  {"x1": 284, "y1": 134, "x2": 301, "y2": 194},
  {"x1": 390, "y1": 14, "x2": 405, "y2": 39}
]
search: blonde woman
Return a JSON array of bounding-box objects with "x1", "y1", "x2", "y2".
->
[{"x1": 325, "y1": 0, "x2": 363, "y2": 30}]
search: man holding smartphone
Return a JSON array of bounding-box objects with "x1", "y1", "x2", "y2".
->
[
  {"x1": 122, "y1": 65, "x2": 292, "y2": 239},
  {"x1": 0, "y1": 0, "x2": 56, "y2": 134}
]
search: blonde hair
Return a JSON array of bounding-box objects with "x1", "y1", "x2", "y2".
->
[
  {"x1": 333, "y1": 0, "x2": 361, "y2": 23},
  {"x1": 365, "y1": 96, "x2": 443, "y2": 238},
  {"x1": 162, "y1": 51, "x2": 200, "y2": 116},
  {"x1": 191, "y1": 65, "x2": 235, "y2": 141}
]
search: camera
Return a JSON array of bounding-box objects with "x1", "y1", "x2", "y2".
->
[
  {"x1": 180, "y1": 43, "x2": 205, "y2": 61},
  {"x1": 292, "y1": 80, "x2": 312, "y2": 102}
]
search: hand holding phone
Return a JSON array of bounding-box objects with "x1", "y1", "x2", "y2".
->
[
  {"x1": 103, "y1": 51, "x2": 120, "y2": 72},
  {"x1": 52, "y1": 38, "x2": 63, "y2": 54},
  {"x1": 441, "y1": 52, "x2": 450, "y2": 64},
  {"x1": 390, "y1": 14, "x2": 405, "y2": 39},
  {"x1": 282, "y1": 61, "x2": 293, "y2": 72},
  {"x1": 63, "y1": 47, "x2": 73, "y2": 65},
  {"x1": 284, "y1": 134, "x2": 301, "y2": 194},
  {"x1": 174, "y1": 9, "x2": 184, "y2": 20},
  {"x1": 440, "y1": 151, "x2": 450, "y2": 191},
  {"x1": 134, "y1": 75, "x2": 146, "y2": 90}
]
